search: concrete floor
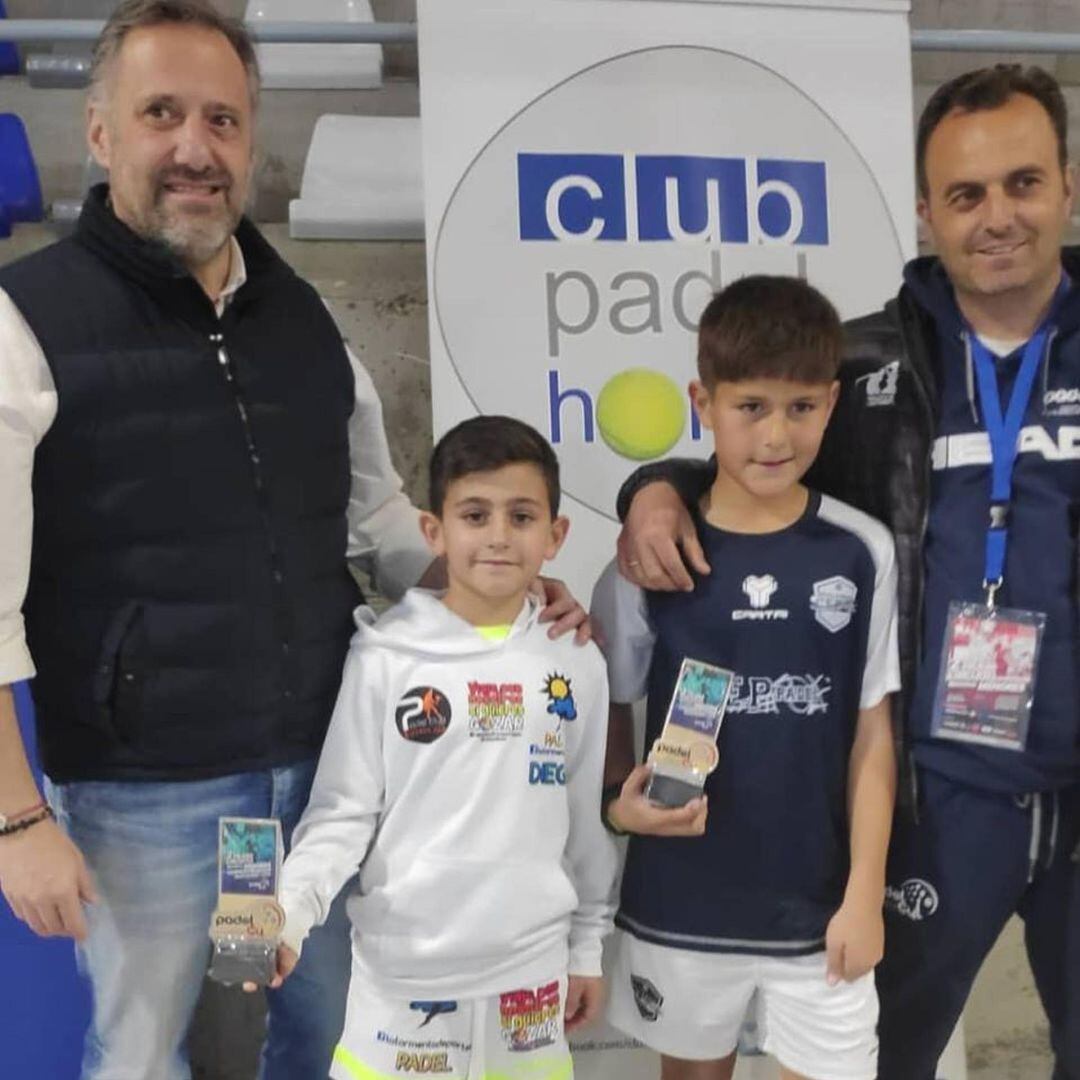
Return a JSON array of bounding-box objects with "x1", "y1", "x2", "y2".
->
[{"x1": 965, "y1": 919, "x2": 1052, "y2": 1078}]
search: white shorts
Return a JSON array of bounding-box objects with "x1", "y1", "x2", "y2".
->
[
  {"x1": 331, "y1": 972, "x2": 573, "y2": 1080},
  {"x1": 607, "y1": 933, "x2": 878, "y2": 1080}
]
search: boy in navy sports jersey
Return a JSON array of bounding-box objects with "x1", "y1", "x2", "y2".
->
[{"x1": 591, "y1": 276, "x2": 900, "y2": 1080}]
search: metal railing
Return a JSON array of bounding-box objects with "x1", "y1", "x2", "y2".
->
[
  {"x1": 911, "y1": 29, "x2": 1080, "y2": 54},
  {"x1": 2, "y1": 21, "x2": 1080, "y2": 53},
  {"x1": 0, "y1": 20, "x2": 416, "y2": 45}
]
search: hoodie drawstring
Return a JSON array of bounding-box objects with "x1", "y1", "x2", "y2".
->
[
  {"x1": 1028, "y1": 793, "x2": 1042, "y2": 883},
  {"x1": 962, "y1": 331, "x2": 978, "y2": 425},
  {"x1": 1046, "y1": 790, "x2": 1060, "y2": 871},
  {"x1": 1017, "y1": 790, "x2": 1063, "y2": 881}
]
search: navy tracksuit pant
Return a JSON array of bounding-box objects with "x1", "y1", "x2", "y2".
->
[{"x1": 876, "y1": 767, "x2": 1080, "y2": 1079}]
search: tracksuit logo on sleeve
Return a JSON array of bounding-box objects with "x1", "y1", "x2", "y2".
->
[{"x1": 858, "y1": 360, "x2": 899, "y2": 407}]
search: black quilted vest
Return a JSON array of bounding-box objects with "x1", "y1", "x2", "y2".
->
[{"x1": 0, "y1": 185, "x2": 360, "y2": 781}]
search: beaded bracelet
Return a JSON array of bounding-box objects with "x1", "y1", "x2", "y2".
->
[
  {"x1": 0, "y1": 798, "x2": 46, "y2": 831},
  {"x1": 0, "y1": 806, "x2": 54, "y2": 837}
]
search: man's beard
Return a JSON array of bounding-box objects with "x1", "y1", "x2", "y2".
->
[
  {"x1": 154, "y1": 204, "x2": 239, "y2": 266},
  {"x1": 134, "y1": 167, "x2": 243, "y2": 267}
]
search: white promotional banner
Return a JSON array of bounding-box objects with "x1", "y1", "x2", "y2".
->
[
  {"x1": 419, "y1": 2, "x2": 915, "y2": 1076},
  {"x1": 419, "y1": 0, "x2": 915, "y2": 609}
]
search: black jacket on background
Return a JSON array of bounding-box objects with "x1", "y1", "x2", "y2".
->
[{"x1": 0, "y1": 185, "x2": 360, "y2": 782}]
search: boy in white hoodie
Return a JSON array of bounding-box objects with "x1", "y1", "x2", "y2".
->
[{"x1": 268, "y1": 415, "x2": 618, "y2": 1080}]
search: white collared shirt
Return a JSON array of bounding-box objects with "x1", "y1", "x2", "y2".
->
[{"x1": 0, "y1": 237, "x2": 431, "y2": 684}]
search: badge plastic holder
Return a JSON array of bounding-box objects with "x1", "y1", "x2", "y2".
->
[
  {"x1": 208, "y1": 817, "x2": 286, "y2": 987},
  {"x1": 644, "y1": 657, "x2": 734, "y2": 808},
  {"x1": 930, "y1": 601, "x2": 1045, "y2": 752}
]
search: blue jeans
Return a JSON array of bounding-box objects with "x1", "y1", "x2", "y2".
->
[{"x1": 47, "y1": 760, "x2": 352, "y2": 1080}]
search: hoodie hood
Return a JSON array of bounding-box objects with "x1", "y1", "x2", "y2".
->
[
  {"x1": 902, "y1": 247, "x2": 1080, "y2": 338},
  {"x1": 351, "y1": 588, "x2": 543, "y2": 658}
]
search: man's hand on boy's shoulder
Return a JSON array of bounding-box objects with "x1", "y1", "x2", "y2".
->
[
  {"x1": 535, "y1": 577, "x2": 594, "y2": 645},
  {"x1": 564, "y1": 975, "x2": 605, "y2": 1033},
  {"x1": 825, "y1": 893, "x2": 885, "y2": 986},
  {"x1": 617, "y1": 482, "x2": 710, "y2": 593},
  {"x1": 608, "y1": 764, "x2": 708, "y2": 837}
]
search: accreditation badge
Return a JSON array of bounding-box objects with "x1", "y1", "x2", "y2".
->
[
  {"x1": 207, "y1": 817, "x2": 285, "y2": 986},
  {"x1": 930, "y1": 602, "x2": 1045, "y2": 752},
  {"x1": 645, "y1": 657, "x2": 734, "y2": 807}
]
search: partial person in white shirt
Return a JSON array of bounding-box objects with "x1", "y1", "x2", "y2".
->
[
  {"x1": 250, "y1": 415, "x2": 617, "y2": 1080},
  {"x1": 0, "y1": 4, "x2": 587, "y2": 1080}
]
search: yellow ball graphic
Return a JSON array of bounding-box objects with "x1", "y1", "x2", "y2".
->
[{"x1": 596, "y1": 368, "x2": 686, "y2": 460}]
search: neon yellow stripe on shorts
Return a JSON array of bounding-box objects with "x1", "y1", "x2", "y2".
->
[
  {"x1": 333, "y1": 1045, "x2": 399, "y2": 1080},
  {"x1": 485, "y1": 1054, "x2": 573, "y2": 1080}
]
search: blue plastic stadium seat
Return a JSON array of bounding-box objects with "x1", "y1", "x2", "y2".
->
[
  {"x1": 0, "y1": 114, "x2": 44, "y2": 237},
  {"x1": 0, "y1": 0, "x2": 18, "y2": 77}
]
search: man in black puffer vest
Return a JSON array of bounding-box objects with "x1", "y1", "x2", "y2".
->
[
  {"x1": 615, "y1": 66, "x2": 1080, "y2": 1079},
  {"x1": 0, "y1": 3, "x2": 434, "y2": 1078},
  {"x1": 0, "y1": 7, "x2": 597, "y2": 1075}
]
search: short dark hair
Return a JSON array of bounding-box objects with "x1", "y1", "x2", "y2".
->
[
  {"x1": 696, "y1": 275, "x2": 841, "y2": 388},
  {"x1": 429, "y1": 415, "x2": 561, "y2": 516},
  {"x1": 91, "y1": 0, "x2": 260, "y2": 107},
  {"x1": 916, "y1": 64, "x2": 1067, "y2": 198}
]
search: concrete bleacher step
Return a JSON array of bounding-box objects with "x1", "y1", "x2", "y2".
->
[
  {"x1": 246, "y1": 0, "x2": 383, "y2": 90},
  {"x1": 289, "y1": 114, "x2": 422, "y2": 240}
]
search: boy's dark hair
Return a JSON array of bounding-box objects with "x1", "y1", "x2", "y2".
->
[
  {"x1": 697, "y1": 275, "x2": 841, "y2": 387},
  {"x1": 429, "y1": 415, "x2": 561, "y2": 516},
  {"x1": 916, "y1": 65, "x2": 1067, "y2": 198}
]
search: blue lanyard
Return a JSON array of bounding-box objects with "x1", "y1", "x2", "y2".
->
[{"x1": 969, "y1": 309, "x2": 1057, "y2": 607}]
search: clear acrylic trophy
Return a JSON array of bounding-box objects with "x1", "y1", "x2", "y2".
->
[
  {"x1": 645, "y1": 658, "x2": 734, "y2": 807},
  {"x1": 207, "y1": 817, "x2": 286, "y2": 986}
]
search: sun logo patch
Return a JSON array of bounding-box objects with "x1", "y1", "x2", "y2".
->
[{"x1": 542, "y1": 673, "x2": 577, "y2": 721}]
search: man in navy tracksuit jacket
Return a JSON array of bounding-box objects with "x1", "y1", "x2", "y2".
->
[{"x1": 615, "y1": 65, "x2": 1080, "y2": 1078}]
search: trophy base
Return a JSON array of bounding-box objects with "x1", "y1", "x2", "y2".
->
[
  {"x1": 646, "y1": 769, "x2": 704, "y2": 808},
  {"x1": 208, "y1": 938, "x2": 278, "y2": 987}
]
